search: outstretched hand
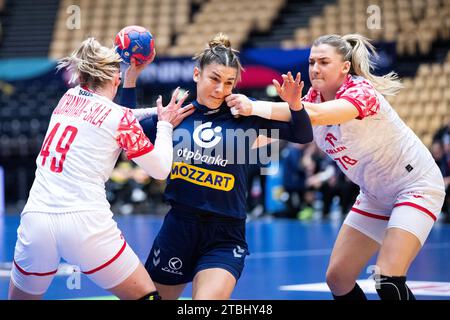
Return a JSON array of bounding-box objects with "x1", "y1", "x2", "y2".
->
[
  {"x1": 157, "y1": 87, "x2": 195, "y2": 128},
  {"x1": 273, "y1": 71, "x2": 304, "y2": 111}
]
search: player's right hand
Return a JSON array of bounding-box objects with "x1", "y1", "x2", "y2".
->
[
  {"x1": 225, "y1": 94, "x2": 253, "y2": 117},
  {"x1": 273, "y1": 71, "x2": 304, "y2": 111},
  {"x1": 157, "y1": 87, "x2": 195, "y2": 127},
  {"x1": 123, "y1": 56, "x2": 154, "y2": 88}
]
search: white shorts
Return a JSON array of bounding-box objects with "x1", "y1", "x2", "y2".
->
[
  {"x1": 344, "y1": 166, "x2": 446, "y2": 246},
  {"x1": 11, "y1": 210, "x2": 140, "y2": 295}
]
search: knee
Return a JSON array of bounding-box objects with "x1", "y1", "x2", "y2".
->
[
  {"x1": 326, "y1": 266, "x2": 354, "y2": 294},
  {"x1": 325, "y1": 268, "x2": 341, "y2": 289}
]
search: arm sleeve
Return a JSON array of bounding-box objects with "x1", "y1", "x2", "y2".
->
[
  {"x1": 116, "y1": 108, "x2": 154, "y2": 159},
  {"x1": 255, "y1": 108, "x2": 313, "y2": 144},
  {"x1": 116, "y1": 108, "x2": 173, "y2": 180},
  {"x1": 130, "y1": 107, "x2": 157, "y2": 121},
  {"x1": 119, "y1": 87, "x2": 137, "y2": 109},
  {"x1": 131, "y1": 121, "x2": 174, "y2": 180}
]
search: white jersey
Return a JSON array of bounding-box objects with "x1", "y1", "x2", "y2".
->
[
  {"x1": 22, "y1": 86, "x2": 153, "y2": 214},
  {"x1": 304, "y1": 74, "x2": 436, "y2": 199}
]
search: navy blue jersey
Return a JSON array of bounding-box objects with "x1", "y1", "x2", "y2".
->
[{"x1": 122, "y1": 89, "x2": 312, "y2": 219}]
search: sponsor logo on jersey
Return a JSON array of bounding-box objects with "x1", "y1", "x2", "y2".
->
[
  {"x1": 170, "y1": 162, "x2": 235, "y2": 191},
  {"x1": 168, "y1": 257, "x2": 183, "y2": 270},
  {"x1": 79, "y1": 88, "x2": 93, "y2": 97},
  {"x1": 172, "y1": 121, "x2": 281, "y2": 175},
  {"x1": 177, "y1": 148, "x2": 228, "y2": 167},
  {"x1": 193, "y1": 122, "x2": 223, "y2": 148},
  {"x1": 325, "y1": 133, "x2": 338, "y2": 147},
  {"x1": 324, "y1": 133, "x2": 348, "y2": 154},
  {"x1": 325, "y1": 146, "x2": 347, "y2": 155}
]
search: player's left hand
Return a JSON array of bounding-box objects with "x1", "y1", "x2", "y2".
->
[
  {"x1": 273, "y1": 71, "x2": 304, "y2": 111},
  {"x1": 225, "y1": 94, "x2": 253, "y2": 117},
  {"x1": 157, "y1": 87, "x2": 195, "y2": 127}
]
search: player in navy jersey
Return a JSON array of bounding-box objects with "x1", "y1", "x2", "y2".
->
[{"x1": 124, "y1": 33, "x2": 313, "y2": 299}]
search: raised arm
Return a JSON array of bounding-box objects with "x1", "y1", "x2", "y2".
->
[
  {"x1": 119, "y1": 58, "x2": 158, "y2": 120},
  {"x1": 120, "y1": 58, "x2": 194, "y2": 123}
]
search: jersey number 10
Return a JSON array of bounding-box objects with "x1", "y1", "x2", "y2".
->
[{"x1": 39, "y1": 122, "x2": 78, "y2": 173}]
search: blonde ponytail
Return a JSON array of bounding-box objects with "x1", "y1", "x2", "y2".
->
[
  {"x1": 57, "y1": 38, "x2": 122, "y2": 90},
  {"x1": 313, "y1": 34, "x2": 403, "y2": 96}
]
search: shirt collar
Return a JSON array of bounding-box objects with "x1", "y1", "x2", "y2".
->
[
  {"x1": 309, "y1": 74, "x2": 353, "y2": 102},
  {"x1": 335, "y1": 74, "x2": 353, "y2": 98},
  {"x1": 192, "y1": 99, "x2": 231, "y2": 116}
]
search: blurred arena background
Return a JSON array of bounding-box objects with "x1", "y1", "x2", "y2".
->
[{"x1": 0, "y1": 0, "x2": 449, "y2": 300}]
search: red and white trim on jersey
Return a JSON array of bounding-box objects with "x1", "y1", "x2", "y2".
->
[
  {"x1": 303, "y1": 74, "x2": 380, "y2": 119},
  {"x1": 335, "y1": 75, "x2": 380, "y2": 119},
  {"x1": 340, "y1": 96, "x2": 366, "y2": 119},
  {"x1": 350, "y1": 207, "x2": 390, "y2": 221},
  {"x1": 116, "y1": 108, "x2": 154, "y2": 159},
  {"x1": 82, "y1": 237, "x2": 128, "y2": 275},
  {"x1": 394, "y1": 202, "x2": 437, "y2": 221},
  {"x1": 13, "y1": 260, "x2": 58, "y2": 277}
]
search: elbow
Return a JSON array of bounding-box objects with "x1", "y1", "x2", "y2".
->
[
  {"x1": 293, "y1": 120, "x2": 314, "y2": 144},
  {"x1": 134, "y1": 148, "x2": 173, "y2": 180},
  {"x1": 306, "y1": 127, "x2": 314, "y2": 142},
  {"x1": 304, "y1": 132, "x2": 314, "y2": 144},
  {"x1": 293, "y1": 128, "x2": 314, "y2": 144},
  {"x1": 151, "y1": 172, "x2": 169, "y2": 180},
  {"x1": 161, "y1": 162, "x2": 172, "y2": 179},
  {"x1": 298, "y1": 133, "x2": 314, "y2": 144},
  {"x1": 306, "y1": 111, "x2": 320, "y2": 126},
  {"x1": 308, "y1": 111, "x2": 330, "y2": 127},
  {"x1": 151, "y1": 161, "x2": 172, "y2": 180}
]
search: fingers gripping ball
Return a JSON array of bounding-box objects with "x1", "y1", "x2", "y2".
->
[{"x1": 115, "y1": 26, "x2": 155, "y2": 65}]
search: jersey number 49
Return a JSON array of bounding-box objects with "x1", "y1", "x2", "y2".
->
[{"x1": 39, "y1": 123, "x2": 78, "y2": 173}]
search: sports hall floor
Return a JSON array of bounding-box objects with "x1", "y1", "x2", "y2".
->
[{"x1": 1, "y1": 213, "x2": 449, "y2": 300}]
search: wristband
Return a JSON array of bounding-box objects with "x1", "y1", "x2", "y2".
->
[{"x1": 250, "y1": 101, "x2": 273, "y2": 119}]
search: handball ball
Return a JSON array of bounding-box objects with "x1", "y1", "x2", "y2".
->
[{"x1": 115, "y1": 26, "x2": 155, "y2": 65}]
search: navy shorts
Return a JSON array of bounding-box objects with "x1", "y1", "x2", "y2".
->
[{"x1": 144, "y1": 204, "x2": 249, "y2": 285}]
